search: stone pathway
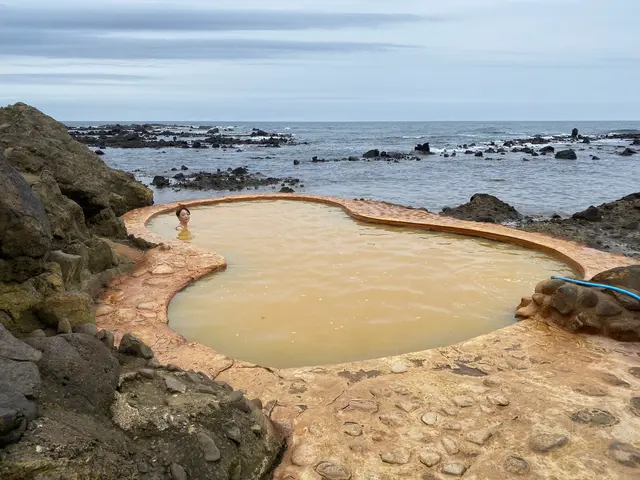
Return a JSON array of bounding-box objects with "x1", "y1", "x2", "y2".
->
[{"x1": 98, "y1": 194, "x2": 640, "y2": 479}]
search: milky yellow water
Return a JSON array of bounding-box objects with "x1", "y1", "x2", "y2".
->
[{"x1": 148, "y1": 201, "x2": 575, "y2": 368}]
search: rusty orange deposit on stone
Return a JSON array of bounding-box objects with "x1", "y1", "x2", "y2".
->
[{"x1": 98, "y1": 194, "x2": 640, "y2": 480}]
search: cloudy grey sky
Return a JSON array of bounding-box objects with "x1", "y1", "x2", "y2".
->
[{"x1": 1, "y1": 0, "x2": 638, "y2": 121}]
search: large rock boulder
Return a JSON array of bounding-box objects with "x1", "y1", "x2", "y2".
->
[
  {"x1": 0, "y1": 326, "x2": 285, "y2": 479},
  {"x1": 555, "y1": 149, "x2": 577, "y2": 160},
  {"x1": 1, "y1": 104, "x2": 155, "y2": 337},
  {"x1": 36, "y1": 291, "x2": 95, "y2": 329},
  {"x1": 441, "y1": 193, "x2": 523, "y2": 223},
  {"x1": 572, "y1": 205, "x2": 602, "y2": 222},
  {"x1": 0, "y1": 151, "x2": 52, "y2": 282},
  {"x1": 591, "y1": 265, "x2": 640, "y2": 292},
  {"x1": 25, "y1": 334, "x2": 119, "y2": 415},
  {"x1": 516, "y1": 268, "x2": 640, "y2": 341},
  {"x1": 0, "y1": 103, "x2": 153, "y2": 236}
]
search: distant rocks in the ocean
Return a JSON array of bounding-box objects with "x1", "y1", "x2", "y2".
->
[
  {"x1": 151, "y1": 175, "x2": 170, "y2": 188},
  {"x1": 150, "y1": 167, "x2": 301, "y2": 193},
  {"x1": 68, "y1": 123, "x2": 298, "y2": 149},
  {"x1": 307, "y1": 150, "x2": 421, "y2": 164},
  {"x1": 555, "y1": 149, "x2": 578, "y2": 160},
  {"x1": 540, "y1": 146, "x2": 555, "y2": 154},
  {"x1": 620, "y1": 148, "x2": 637, "y2": 157},
  {"x1": 414, "y1": 143, "x2": 433, "y2": 154}
]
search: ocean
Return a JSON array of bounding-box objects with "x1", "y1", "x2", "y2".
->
[{"x1": 65, "y1": 121, "x2": 640, "y2": 217}]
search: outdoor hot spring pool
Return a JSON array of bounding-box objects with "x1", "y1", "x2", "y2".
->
[{"x1": 147, "y1": 200, "x2": 575, "y2": 368}]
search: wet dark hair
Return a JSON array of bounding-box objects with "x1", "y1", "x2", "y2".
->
[{"x1": 175, "y1": 205, "x2": 191, "y2": 218}]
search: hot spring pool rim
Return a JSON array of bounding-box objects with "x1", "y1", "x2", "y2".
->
[
  {"x1": 101, "y1": 193, "x2": 635, "y2": 365},
  {"x1": 98, "y1": 193, "x2": 640, "y2": 480}
]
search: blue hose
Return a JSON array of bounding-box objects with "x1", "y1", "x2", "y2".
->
[{"x1": 551, "y1": 276, "x2": 640, "y2": 302}]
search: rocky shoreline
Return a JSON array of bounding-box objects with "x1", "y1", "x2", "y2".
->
[
  {"x1": 1, "y1": 103, "x2": 284, "y2": 479},
  {"x1": 440, "y1": 193, "x2": 640, "y2": 258},
  {"x1": 151, "y1": 167, "x2": 302, "y2": 193}
]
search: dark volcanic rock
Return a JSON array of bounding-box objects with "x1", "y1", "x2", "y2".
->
[
  {"x1": 441, "y1": 193, "x2": 522, "y2": 224},
  {"x1": 0, "y1": 103, "x2": 153, "y2": 221},
  {"x1": 25, "y1": 334, "x2": 119, "y2": 415},
  {"x1": 555, "y1": 149, "x2": 577, "y2": 160},
  {"x1": 172, "y1": 168, "x2": 299, "y2": 192},
  {"x1": 620, "y1": 148, "x2": 637, "y2": 157},
  {"x1": 572, "y1": 206, "x2": 603, "y2": 222},
  {"x1": 118, "y1": 333, "x2": 154, "y2": 359},
  {"x1": 231, "y1": 166, "x2": 248, "y2": 175},
  {"x1": 1, "y1": 105, "x2": 153, "y2": 339},
  {"x1": 0, "y1": 326, "x2": 284, "y2": 480},
  {"x1": 521, "y1": 192, "x2": 640, "y2": 257},
  {"x1": 415, "y1": 143, "x2": 433, "y2": 154},
  {"x1": 151, "y1": 175, "x2": 170, "y2": 188},
  {"x1": 363, "y1": 149, "x2": 380, "y2": 158},
  {"x1": 0, "y1": 325, "x2": 41, "y2": 363},
  {"x1": 0, "y1": 152, "x2": 52, "y2": 262}
]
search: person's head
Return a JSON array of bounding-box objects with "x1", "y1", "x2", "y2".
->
[{"x1": 176, "y1": 205, "x2": 191, "y2": 224}]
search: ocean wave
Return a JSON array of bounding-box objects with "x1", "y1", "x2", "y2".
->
[
  {"x1": 608, "y1": 129, "x2": 640, "y2": 135},
  {"x1": 402, "y1": 135, "x2": 425, "y2": 139}
]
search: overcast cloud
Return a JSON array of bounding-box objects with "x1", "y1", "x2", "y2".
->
[{"x1": 0, "y1": 0, "x2": 638, "y2": 120}]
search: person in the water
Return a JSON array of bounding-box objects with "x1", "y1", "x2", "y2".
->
[{"x1": 175, "y1": 205, "x2": 193, "y2": 240}]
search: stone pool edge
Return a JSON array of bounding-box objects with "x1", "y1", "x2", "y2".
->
[{"x1": 96, "y1": 194, "x2": 640, "y2": 480}]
